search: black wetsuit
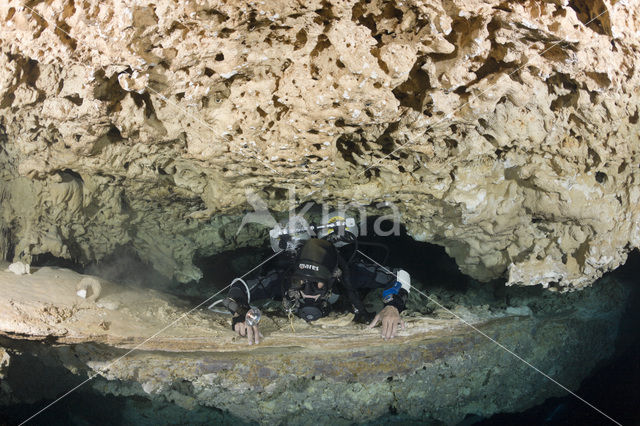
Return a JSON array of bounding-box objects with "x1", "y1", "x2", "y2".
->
[{"x1": 227, "y1": 249, "x2": 408, "y2": 323}]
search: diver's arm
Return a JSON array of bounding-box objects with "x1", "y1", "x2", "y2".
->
[
  {"x1": 224, "y1": 271, "x2": 282, "y2": 321},
  {"x1": 337, "y1": 254, "x2": 373, "y2": 323},
  {"x1": 368, "y1": 283, "x2": 407, "y2": 340},
  {"x1": 225, "y1": 283, "x2": 250, "y2": 325},
  {"x1": 368, "y1": 273, "x2": 410, "y2": 340},
  {"x1": 224, "y1": 282, "x2": 262, "y2": 344}
]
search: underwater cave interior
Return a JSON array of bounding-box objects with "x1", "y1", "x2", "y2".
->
[
  {"x1": 2, "y1": 0, "x2": 640, "y2": 421},
  {"x1": 2, "y1": 215, "x2": 640, "y2": 425}
]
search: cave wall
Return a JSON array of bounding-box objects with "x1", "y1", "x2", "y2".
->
[
  {"x1": 0, "y1": 0, "x2": 639, "y2": 288},
  {"x1": 0, "y1": 346, "x2": 11, "y2": 406}
]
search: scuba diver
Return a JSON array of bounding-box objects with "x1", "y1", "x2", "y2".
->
[{"x1": 212, "y1": 216, "x2": 411, "y2": 345}]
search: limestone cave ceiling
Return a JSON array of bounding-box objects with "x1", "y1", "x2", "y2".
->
[{"x1": 0, "y1": 0, "x2": 638, "y2": 289}]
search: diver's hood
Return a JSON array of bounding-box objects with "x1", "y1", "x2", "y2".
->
[{"x1": 291, "y1": 238, "x2": 337, "y2": 282}]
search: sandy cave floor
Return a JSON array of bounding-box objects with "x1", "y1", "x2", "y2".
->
[{"x1": 0, "y1": 261, "x2": 522, "y2": 353}]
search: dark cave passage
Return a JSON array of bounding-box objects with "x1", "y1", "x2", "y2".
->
[
  {"x1": 30, "y1": 252, "x2": 81, "y2": 272},
  {"x1": 194, "y1": 215, "x2": 471, "y2": 294},
  {"x1": 30, "y1": 245, "x2": 174, "y2": 292},
  {"x1": 190, "y1": 215, "x2": 485, "y2": 320},
  {"x1": 25, "y1": 216, "x2": 469, "y2": 305}
]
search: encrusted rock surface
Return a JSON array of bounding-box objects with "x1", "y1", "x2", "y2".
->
[
  {"x1": 0, "y1": 0, "x2": 639, "y2": 288},
  {"x1": 0, "y1": 347, "x2": 8, "y2": 378},
  {"x1": 0, "y1": 346, "x2": 10, "y2": 406},
  {"x1": 0, "y1": 271, "x2": 632, "y2": 424}
]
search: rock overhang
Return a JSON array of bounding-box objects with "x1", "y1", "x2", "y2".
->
[{"x1": 0, "y1": 0, "x2": 638, "y2": 290}]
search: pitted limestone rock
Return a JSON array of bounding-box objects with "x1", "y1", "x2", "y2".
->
[{"x1": 0, "y1": 0, "x2": 639, "y2": 288}]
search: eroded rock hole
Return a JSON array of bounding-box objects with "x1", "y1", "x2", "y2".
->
[
  {"x1": 473, "y1": 57, "x2": 516, "y2": 84},
  {"x1": 294, "y1": 29, "x2": 307, "y2": 50},
  {"x1": 92, "y1": 69, "x2": 128, "y2": 112},
  {"x1": 64, "y1": 94, "x2": 83, "y2": 106},
  {"x1": 568, "y1": 0, "x2": 611, "y2": 36},
  {"x1": 392, "y1": 59, "x2": 431, "y2": 112},
  {"x1": 313, "y1": 0, "x2": 335, "y2": 25},
  {"x1": 54, "y1": 21, "x2": 77, "y2": 50},
  {"x1": 59, "y1": 168, "x2": 83, "y2": 182},
  {"x1": 31, "y1": 252, "x2": 81, "y2": 272},
  {"x1": 336, "y1": 132, "x2": 365, "y2": 166},
  {"x1": 595, "y1": 171, "x2": 607, "y2": 184},
  {"x1": 310, "y1": 34, "x2": 331, "y2": 58}
]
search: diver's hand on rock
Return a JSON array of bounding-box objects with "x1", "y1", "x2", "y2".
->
[
  {"x1": 234, "y1": 321, "x2": 263, "y2": 345},
  {"x1": 368, "y1": 306, "x2": 405, "y2": 340}
]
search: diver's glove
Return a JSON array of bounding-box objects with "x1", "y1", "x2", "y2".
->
[
  {"x1": 354, "y1": 309, "x2": 376, "y2": 324},
  {"x1": 226, "y1": 280, "x2": 253, "y2": 330},
  {"x1": 382, "y1": 270, "x2": 411, "y2": 313},
  {"x1": 222, "y1": 297, "x2": 250, "y2": 331},
  {"x1": 230, "y1": 306, "x2": 263, "y2": 345},
  {"x1": 382, "y1": 285, "x2": 409, "y2": 313}
]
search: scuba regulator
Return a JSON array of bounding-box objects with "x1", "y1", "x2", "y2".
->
[
  {"x1": 283, "y1": 277, "x2": 333, "y2": 321},
  {"x1": 281, "y1": 236, "x2": 343, "y2": 322}
]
